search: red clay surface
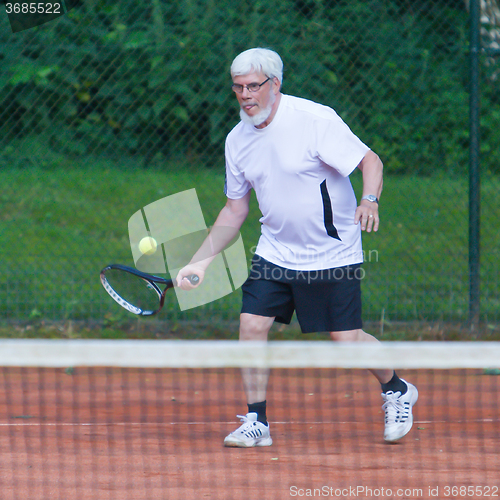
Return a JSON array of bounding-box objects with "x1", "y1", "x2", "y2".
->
[{"x1": 1, "y1": 368, "x2": 499, "y2": 500}]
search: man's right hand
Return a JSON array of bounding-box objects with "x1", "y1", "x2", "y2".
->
[{"x1": 176, "y1": 264, "x2": 205, "y2": 290}]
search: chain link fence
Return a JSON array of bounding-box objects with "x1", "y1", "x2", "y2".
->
[{"x1": 0, "y1": 0, "x2": 499, "y2": 337}]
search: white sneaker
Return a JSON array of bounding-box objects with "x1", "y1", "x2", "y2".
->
[
  {"x1": 223, "y1": 412, "x2": 273, "y2": 448},
  {"x1": 382, "y1": 379, "x2": 418, "y2": 442}
]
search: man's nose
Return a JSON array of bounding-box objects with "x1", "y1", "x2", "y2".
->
[{"x1": 241, "y1": 87, "x2": 252, "y2": 98}]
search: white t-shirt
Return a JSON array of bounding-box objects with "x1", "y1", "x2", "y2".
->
[{"x1": 224, "y1": 94, "x2": 370, "y2": 271}]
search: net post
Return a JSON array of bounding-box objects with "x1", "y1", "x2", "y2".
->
[{"x1": 469, "y1": 0, "x2": 481, "y2": 335}]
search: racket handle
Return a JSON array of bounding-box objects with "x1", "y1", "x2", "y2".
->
[{"x1": 186, "y1": 274, "x2": 199, "y2": 285}]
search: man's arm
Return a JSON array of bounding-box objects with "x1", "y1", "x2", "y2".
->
[
  {"x1": 176, "y1": 191, "x2": 251, "y2": 289},
  {"x1": 354, "y1": 150, "x2": 383, "y2": 233}
]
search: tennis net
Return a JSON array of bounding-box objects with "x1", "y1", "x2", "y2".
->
[{"x1": 1, "y1": 339, "x2": 499, "y2": 500}]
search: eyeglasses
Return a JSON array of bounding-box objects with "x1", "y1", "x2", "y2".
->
[{"x1": 231, "y1": 77, "x2": 271, "y2": 93}]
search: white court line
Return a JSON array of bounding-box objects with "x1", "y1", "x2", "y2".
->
[{"x1": 0, "y1": 419, "x2": 498, "y2": 427}]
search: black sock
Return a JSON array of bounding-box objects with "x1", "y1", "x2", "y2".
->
[
  {"x1": 381, "y1": 371, "x2": 407, "y2": 395},
  {"x1": 248, "y1": 401, "x2": 268, "y2": 425}
]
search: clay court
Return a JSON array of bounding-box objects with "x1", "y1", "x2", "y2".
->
[{"x1": 1, "y1": 367, "x2": 498, "y2": 500}]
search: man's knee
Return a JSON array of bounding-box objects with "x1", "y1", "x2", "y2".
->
[
  {"x1": 240, "y1": 313, "x2": 275, "y2": 341},
  {"x1": 329, "y1": 329, "x2": 363, "y2": 342}
]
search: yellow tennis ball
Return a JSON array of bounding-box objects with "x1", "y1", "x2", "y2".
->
[{"x1": 138, "y1": 236, "x2": 158, "y2": 256}]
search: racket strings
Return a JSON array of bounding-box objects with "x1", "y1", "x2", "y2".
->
[{"x1": 103, "y1": 269, "x2": 163, "y2": 315}]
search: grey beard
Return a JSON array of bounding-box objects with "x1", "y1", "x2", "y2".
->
[
  {"x1": 239, "y1": 90, "x2": 277, "y2": 127},
  {"x1": 239, "y1": 105, "x2": 273, "y2": 127}
]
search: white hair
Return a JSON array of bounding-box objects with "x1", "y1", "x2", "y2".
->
[{"x1": 230, "y1": 48, "x2": 283, "y2": 85}]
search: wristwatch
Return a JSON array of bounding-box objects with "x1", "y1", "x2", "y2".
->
[{"x1": 361, "y1": 194, "x2": 378, "y2": 204}]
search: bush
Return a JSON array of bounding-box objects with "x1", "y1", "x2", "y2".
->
[{"x1": 1, "y1": 0, "x2": 497, "y2": 175}]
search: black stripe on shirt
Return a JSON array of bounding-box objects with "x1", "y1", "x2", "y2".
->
[{"x1": 320, "y1": 179, "x2": 341, "y2": 241}]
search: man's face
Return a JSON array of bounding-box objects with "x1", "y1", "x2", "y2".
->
[{"x1": 232, "y1": 72, "x2": 279, "y2": 128}]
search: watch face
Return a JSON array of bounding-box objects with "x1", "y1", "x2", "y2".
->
[{"x1": 364, "y1": 195, "x2": 378, "y2": 203}]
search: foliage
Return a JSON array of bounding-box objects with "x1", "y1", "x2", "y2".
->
[{"x1": 1, "y1": 0, "x2": 498, "y2": 174}]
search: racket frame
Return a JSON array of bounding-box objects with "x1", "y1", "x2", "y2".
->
[{"x1": 100, "y1": 264, "x2": 195, "y2": 316}]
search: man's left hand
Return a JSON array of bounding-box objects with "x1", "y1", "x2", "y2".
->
[{"x1": 354, "y1": 200, "x2": 379, "y2": 232}]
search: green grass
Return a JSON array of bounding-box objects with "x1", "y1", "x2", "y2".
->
[{"x1": 0, "y1": 161, "x2": 499, "y2": 339}]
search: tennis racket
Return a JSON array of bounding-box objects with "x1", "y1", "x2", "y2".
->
[{"x1": 100, "y1": 264, "x2": 199, "y2": 316}]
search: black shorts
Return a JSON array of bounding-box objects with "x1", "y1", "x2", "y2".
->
[{"x1": 241, "y1": 255, "x2": 363, "y2": 334}]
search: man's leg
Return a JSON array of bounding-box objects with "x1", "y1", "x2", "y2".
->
[
  {"x1": 329, "y1": 329, "x2": 393, "y2": 384},
  {"x1": 329, "y1": 329, "x2": 418, "y2": 442},
  {"x1": 239, "y1": 312, "x2": 275, "y2": 405},
  {"x1": 223, "y1": 313, "x2": 275, "y2": 448}
]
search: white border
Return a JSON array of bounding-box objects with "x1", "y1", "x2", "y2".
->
[{"x1": 0, "y1": 340, "x2": 499, "y2": 369}]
